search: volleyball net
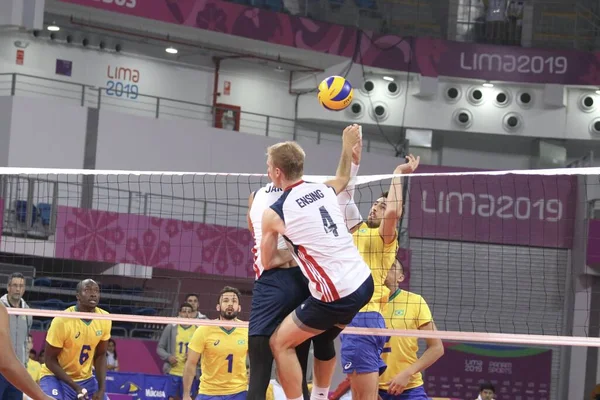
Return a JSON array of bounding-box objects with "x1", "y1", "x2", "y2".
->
[{"x1": 0, "y1": 166, "x2": 598, "y2": 399}]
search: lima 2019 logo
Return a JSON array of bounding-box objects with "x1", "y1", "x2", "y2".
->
[
  {"x1": 91, "y1": 0, "x2": 136, "y2": 9},
  {"x1": 106, "y1": 65, "x2": 140, "y2": 100}
]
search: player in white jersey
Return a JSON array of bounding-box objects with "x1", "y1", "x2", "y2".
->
[
  {"x1": 246, "y1": 183, "x2": 312, "y2": 400},
  {"x1": 261, "y1": 124, "x2": 374, "y2": 400}
]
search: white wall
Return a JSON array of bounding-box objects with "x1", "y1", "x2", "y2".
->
[
  {"x1": 7, "y1": 96, "x2": 87, "y2": 168},
  {"x1": 0, "y1": 97, "x2": 12, "y2": 165},
  {"x1": 0, "y1": 31, "x2": 296, "y2": 120}
]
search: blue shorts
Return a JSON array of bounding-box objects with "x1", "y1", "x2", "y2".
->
[
  {"x1": 379, "y1": 386, "x2": 429, "y2": 400},
  {"x1": 295, "y1": 275, "x2": 374, "y2": 331},
  {"x1": 340, "y1": 311, "x2": 388, "y2": 374},
  {"x1": 40, "y1": 376, "x2": 109, "y2": 400},
  {"x1": 249, "y1": 267, "x2": 310, "y2": 336},
  {"x1": 0, "y1": 373, "x2": 22, "y2": 400},
  {"x1": 197, "y1": 390, "x2": 247, "y2": 400}
]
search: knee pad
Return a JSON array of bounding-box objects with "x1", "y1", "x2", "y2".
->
[{"x1": 312, "y1": 330, "x2": 339, "y2": 361}]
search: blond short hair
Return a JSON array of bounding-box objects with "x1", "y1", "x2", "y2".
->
[{"x1": 267, "y1": 141, "x2": 305, "y2": 181}]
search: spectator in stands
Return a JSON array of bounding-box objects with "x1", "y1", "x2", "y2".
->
[
  {"x1": 106, "y1": 339, "x2": 119, "y2": 372},
  {"x1": 26, "y1": 334, "x2": 41, "y2": 384},
  {"x1": 0, "y1": 272, "x2": 32, "y2": 400},
  {"x1": 185, "y1": 294, "x2": 208, "y2": 319},
  {"x1": 157, "y1": 303, "x2": 198, "y2": 400},
  {"x1": 477, "y1": 382, "x2": 495, "y2": 400}
]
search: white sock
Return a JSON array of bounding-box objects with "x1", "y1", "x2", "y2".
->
[{"x1": 311, "y1": 385, "x2": 330, "y2": 400}]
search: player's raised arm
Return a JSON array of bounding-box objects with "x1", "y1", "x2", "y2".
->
[
  {"x1": 337, "y1": 129, "x2": 363, "y2": 232},
  {"x1": 0, "y1": 304, "x2": 53, "y2": 400},
  {"x1": 325, "y1": 124, "x2": 361, "y2": 195},
  {"x1": 260, "y1": 208, "x2": 285, "y2": 271},
  {"x1": 247, "y1": 191, "x2": 256, "y2": 235},
  {"x1": 379, "y1": 154, "x2": 419, "y2": 244}
]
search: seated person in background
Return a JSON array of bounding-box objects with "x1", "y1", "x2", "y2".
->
[
  {"x1": 39, "y1": 279, "x2": 111, "y2": 400},
  {"x1": 26, "y1": 335, "x2": 41, "y2": 384},
  {"x1": 476, "y1": 382, "x2": 495, "y2": 400},
  {"x1": 157, "y1": 303, "x2": 197, "y2": 400},
  {"x1": 106, "y1": 339, "x2": 118, "y2": 372}
]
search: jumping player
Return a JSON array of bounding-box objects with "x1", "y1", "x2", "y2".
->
[
  {"x1": 338, "y1": 144, "x2": 419, "y2": 399},
  {"x1": 247, "y1": 181, "x2": 312, "y2": 400},
  {"x1": 182, "y1": 286, "x2": 248, "y2": 400},
  {"x1": 379, "y1": 260, "x2": 443, "y2": 399},
  {"x1": 261, "y1": 124, "x2": 373, "y2": 400},
  {"x1": 39, "y1": 279, "x2": 111, "y2": 400}
]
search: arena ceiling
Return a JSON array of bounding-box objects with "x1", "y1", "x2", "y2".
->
[{"x1": 43, "y1": 0, "x2": 349, "y2": 73}]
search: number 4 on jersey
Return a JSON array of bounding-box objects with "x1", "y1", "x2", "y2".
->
[{"x1": 319, "y1": 206, "x2": 338, "y2": 237}]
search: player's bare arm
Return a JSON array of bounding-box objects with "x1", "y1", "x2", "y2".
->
[
  {"x1": 386, "y1": 321, "x2": 443, "y2": 395},
  {"x1": 182, "y1": 349, "x2": 201, "y2": 400},
  {"x1": 325, "y1": 124, "x2": 361, "y2": 195},
  {"x1": 247, "y1": 191, "x2": 255, "y2": 235},
  {"x1": 44, "y1": 343, "x2": 85, "y2": 396},
  {"x1": 379, "y1": 154, "x2": 420, "y2": 244},
  {"x1": 260, "y1": 209, "x2": 285, "y2": 270},
  {"x1": 92, "y1": 340, "x2": 109, "y2": 400},
  {"x1": 0, "y1": 304, "x2": 53, "y2": 400},
  {"x1": 344, "y1": 131, "x2": 364, "y2": 234}
]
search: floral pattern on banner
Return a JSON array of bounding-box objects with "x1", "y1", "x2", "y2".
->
[
  {"x1": 58, "y1": 0, "x2": 600, "y2": 85},
  {"x1": 56, "y1": 206, "x2": 254, "y2": 278}
]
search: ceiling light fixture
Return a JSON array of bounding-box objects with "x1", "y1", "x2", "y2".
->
[
  {"x1": 47, "y1": 24, "x2": 60, "y2": 32},
  {"x1": 165, "y1": 46, "x2": 178, "y2": 54},
  {"x1": 383, "y1": 76, "x2": 394, "y2": 82},
  {"x1": 483, "y1": 82, "x2": 494, "y2": 88}
]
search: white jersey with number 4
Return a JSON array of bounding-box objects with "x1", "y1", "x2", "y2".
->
[
  {"x1": 250, "y1": 183, "x2": 288, "y2": 279},
  {"x1": 270, "y1": 180, "x2": 371, "y2": 302}
]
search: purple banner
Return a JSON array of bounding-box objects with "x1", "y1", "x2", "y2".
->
[
  {"x1": 408, "y1": 174, "x2": 577, "y2": 248},
  {"x1": 55, "y1": 206, "x2": 254, "y2": 277},
  {"x1": 59, "y1": 0, "x2": 600, "y2": 85},
  {"x1": 587, "y1": 219, "x2": 600, "y2": 265},
  {"x1": 0, "y1": 198, "x2": 3, "y2": 245},
  {"x1": 426, "y1": 343, "x2": 552, "y2": 400}
]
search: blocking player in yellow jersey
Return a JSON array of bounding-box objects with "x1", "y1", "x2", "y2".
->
[
  {"x1": 378, "y1": 261, "x2": 444, "y2": 400},
  {"x1": 337, "y1": 136, "x2": 420, "y2": 400},
  {"x1": 183, "y1": 286, "x2": 248, "y2": 400},
  {"x1": 39, "y1": 279, "x2": 112, "y2": 400}
]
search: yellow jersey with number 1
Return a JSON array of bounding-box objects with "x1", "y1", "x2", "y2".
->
[
  {"x1": 379, "y1": 289, "x2": 433, "y2": 391},
  {"x1": 188, "y1": 322, "x2": 248, "y2": 396},
  {"x1": 40, "y1": 306, "x2": 111, "y2": 382}
]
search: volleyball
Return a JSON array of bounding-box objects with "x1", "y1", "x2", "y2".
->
[{"x1": 318, "y1": 76, "x2": 354, "y2": 111}]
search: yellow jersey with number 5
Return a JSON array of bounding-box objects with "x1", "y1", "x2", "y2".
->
[
  {"x1": 40, "y1": 306, "x2": 112, "y2": 382},
  {"x1": 188, "y1": 322, "x2": 248, "y2": 396}
]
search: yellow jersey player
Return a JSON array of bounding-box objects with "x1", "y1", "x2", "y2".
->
[
  {"x1": 338, "y1": 140, "x2": 420, "y2": 399},
  {"x1": 379, "y1": 261, "x2": 444, "y2": 400},
  {"x1": 39, "y1": 279, "x2": 111, "y2": 400},
  {"x1": 157, "y1": 303, "x2": 197, "y2": 400},
  {"x1": 183, "y1": 286, "x2": 248, "y2": 400}
]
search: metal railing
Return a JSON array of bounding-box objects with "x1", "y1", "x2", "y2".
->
[{"x1": 0, "y1": 72, "x2": 399, "y2": 155}]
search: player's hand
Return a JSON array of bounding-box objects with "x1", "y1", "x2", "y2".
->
[
  {"x1": 91, "y1": 390, "x2": 104, "y2": 400},
  {"x1": 75, "y1": 387, "x2": 89, "y2": 400},
  {"x1": 394, "y1": 154, "x2": 420, "y2": 175},
  {"x1": 342, "y1": 124, "x2": 361, "y2": 151},
  {"x1": 168, "y1": 355, "x2": 178, "y2": 365},
  {"x1": 387, "y1": 370, "x2": 411, "y2": 395}
]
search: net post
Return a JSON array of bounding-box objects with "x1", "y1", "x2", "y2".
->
[
  {"x1": 50, "y1": 181, "x2": 58, "y2": 233},
  {"x1": 10, "y1": 73, "x2": 16, "y2": 96}
]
